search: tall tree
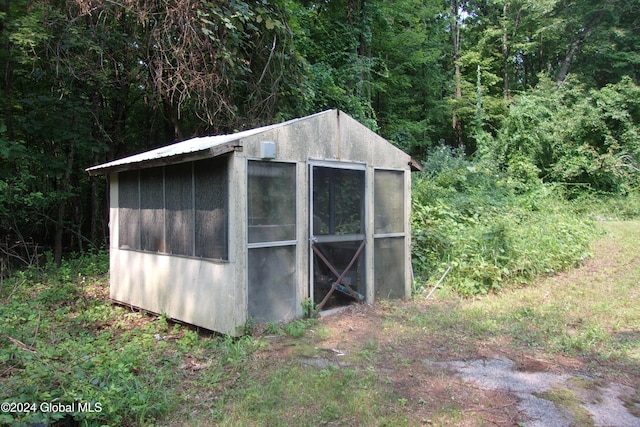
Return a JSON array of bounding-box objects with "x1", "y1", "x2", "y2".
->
[
  {"x1": 371, "y1": 0, "x2": 450, "y2": 156},
  {"x1": 0, "y1": 0, "x2": 306, "y2": 264},
  {"x1": 451, "y1": 0, "x2": 463, "y2": 147},
  {"x1": 287, "y1": 0, "x2": 382, "y2": 128},
  {"x1": 562, "y1": 0, "x2": 640, "y2": 86},
  {"x1": 535, "y1": 0, "x2": 639, "y2": 86},
  {"x1": 553, "y1": 0, "x2": 606, "y2": 84}
]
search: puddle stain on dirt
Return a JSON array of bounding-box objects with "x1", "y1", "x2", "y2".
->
[{"x1": 426, "y1": 356, "x2": 640, "y2": 427}]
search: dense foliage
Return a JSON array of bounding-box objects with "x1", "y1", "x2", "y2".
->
[
  {"x1": 411, "y1": 146, "x2": 602, "y2": 295},
  {"x1": 1, "y1": 0, "x2": 638, "y2": 266}
]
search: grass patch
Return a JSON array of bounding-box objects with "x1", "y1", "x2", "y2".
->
[
  {"x1": 1, "y1": 220, "x2": 639, "y2": 425},
  {"x1": 208, "y1": 364, "x2": 409, "y2": 427},
  {"x1": 0, "y1": 252, "x2": 258, "y2": 426},
  {"x1": 567, "y1": 376, "x2": 602, "y2": 392},
  {"x1": 407, "y1": 221, "x2": 640, "y2": 378},
  {"x1": 535, "y1": 387, "x2": 594, "y2": 427}
]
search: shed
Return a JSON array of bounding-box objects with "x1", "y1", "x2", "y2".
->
[{"x1": 87, "y1": 110, "x2": 422, "y2": 335}]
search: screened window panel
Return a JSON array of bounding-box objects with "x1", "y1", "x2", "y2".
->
[
  {"x1": 248, "y1": 246, "x2": 296, "y2": 323},
  {"x1": 117, "y1": 157, "x2": 229, "y2": 260},
  {"x1": 374, "y1": 170, "x2": 404, "y2": 234},
  {"x1": 248, "y1": 162, "x2": 296, "y2": 243},
  {"x1": 194, "y1": 156, "x2": 228, "y2": 259},
  {"x1": 140, "y1": 167, "x2": 165, "y2": 252},
  {"x1": 118, "y1": 171, "x2": 140, "y2": 249},
  {"x1": 374, "y1": 237, "x2": 405, "y2": 299},
  {"x1": 313, "y1": 167, "x2": 364, "y2": 236},
  {"x1": 165, "y1": 162, "x2": 194, "y2": 256}
]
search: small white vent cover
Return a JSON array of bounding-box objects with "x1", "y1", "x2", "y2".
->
[{"x1": 260, "y1": 141, "x2": 276, "y2": 159}]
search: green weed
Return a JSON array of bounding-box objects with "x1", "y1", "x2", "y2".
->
[
  {"x1": 283, "y1": 320, "x2": 306, "y2": 338},
  {"x1": 301, "y1": 297, "x2": 318, "y2": 318},
  {"x1": 412, "y1": 147, "x2": 599, "y2": 296},
  {"x1": 0, "y1": 251, "x2": 224, "y2": 426},
  {"x1": 219, "y1": 335, "x2": 256, "y2": 365},
  {"x1": 263, "y1": 321, "x2": 284, "y2": 335}
]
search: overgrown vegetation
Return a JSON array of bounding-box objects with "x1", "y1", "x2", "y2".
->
[
  {"x1": 0, "y1": 252, "x2": 260, "y2": 426},
  {"x1": 411, "y1": 145, "x2": 606, "y2": 295},
  {"x1": 1, "y1": 222, "x2": 639, "y2": 426},
  {"x1": 0, "y1": 251, "x2": 331, "y2": 426},
  {"x1": 408, "y1": 221, "x2": 640, "y2": 364},
  {"x1": 409, "y1": 70, "x2": 640, "y2": 297}
]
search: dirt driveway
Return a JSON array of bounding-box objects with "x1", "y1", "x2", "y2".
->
[
  {"x1": 291, "y1": 222, "x2": 640, "y2": 426},
  {"x1": 304, "y1": 301, "x2": 639, "y2": 426}
]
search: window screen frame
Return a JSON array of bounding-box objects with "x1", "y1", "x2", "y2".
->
[
  {"x1": 373, "y1": 168, "x2": 406, "y2": 238},
  {"x1": 309, "y1": 160, "x2": 367, "y2": 244},
  {"x1": 118, "y1": 170, "x2": 141, "y2": 250},
  {"x1": 373, "y1": 168, "x2": 407, "y2": 299},
  {"x1": 246, "y1": 160, "x2": 298, "y2": 249},
  {"x1": 308, "y1": 160, "x2": 368, "y2": 307},
  {"x1": 117, "y1": 155, "x2": 230, "y2": 261},
  {"x1": 246, "y1": 159, "x2": 299, "y2": 323}
]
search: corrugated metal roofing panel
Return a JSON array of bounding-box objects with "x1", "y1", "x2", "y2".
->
[
  {"x1": 85, "y1": 110, "x2": 424, "y2": 175},
  {"x1": 86, "y1": 124, "x2": 273, "y2": 175},
  {"x1": 86, "y1": 110, "x2": 333, "y2": 175}
]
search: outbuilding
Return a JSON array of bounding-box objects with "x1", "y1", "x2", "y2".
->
[{"x1": 87, "y1": 110, "x2": 422, "y2": 335}]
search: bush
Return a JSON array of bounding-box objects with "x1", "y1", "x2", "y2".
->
[
  {"x1": 412, "y1": 146, "x2": 598, "y2": 296},
  {"x1": 493, "y1": 76, "x2": 640, "y2": 194},
  {"x1": 571, "y1": 189, "x2": 640, "y2": 220}
]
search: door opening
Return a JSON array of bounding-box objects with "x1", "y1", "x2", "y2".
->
[{"x1": 310, "y1": 164, "x2": 366, "y2": 310}]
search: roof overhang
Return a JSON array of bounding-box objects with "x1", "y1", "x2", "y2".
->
[
  {"x1": 86, "y1": 109, "x2": 423, "y2": 176},
  {"x1": 86, "y1": 141, "x2": 242, "y2": 176},
  {"x1": 409, "y1": 157, "x2": 424, "y2": 172}
]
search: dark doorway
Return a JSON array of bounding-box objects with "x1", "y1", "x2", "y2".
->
[{"x1": 310, "y1": 164, "x2": 366, "y2": 310}]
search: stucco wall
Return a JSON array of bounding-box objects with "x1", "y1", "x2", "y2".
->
[{"x1": 239, "y1": 111, "x2": 410, "y2": 171}]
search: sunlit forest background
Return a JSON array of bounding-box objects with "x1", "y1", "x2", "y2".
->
[
  {"x1": 1, "y1": 0, "x2": 638, "y2": 282},
  {"x1": 1, "y1": 4, "x2": 640, "y2": 424}
]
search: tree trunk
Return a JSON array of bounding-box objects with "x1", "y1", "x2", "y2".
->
[
  {"x1": 556, "y1": 11, "x2": 604, "y2": 84},
  {"x1": 502, "y1": 2, "x2": 510, "y2": 100},
  {"x1": 54, "y1": 142, "x2": 75, "y2": 266},
  {"x1": 89, "y1": 148, "x2": 107, "y2": 248},
  {"x1": 347, "y1": 0, "x2": 369, "y2": 99},
  {"x1": 163, "y1": 97, "x2": 183, "y2": 143},
  {"x1": 475, "y1": 64, "x2": 483, "y2": 135},
  {"x1": 2, "y1": 0, "x2": 14, "y2": 139},
  {"x1": 451, "y1": 0, "x2": 463, "y2": 147}
]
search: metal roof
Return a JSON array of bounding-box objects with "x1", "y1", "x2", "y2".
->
[
  {"x1": 86, "y1": 111, "x2": 330, "y2": 175},
  {"x1": 86, "y1": 110, "x2": 423, "y2": 174}
]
